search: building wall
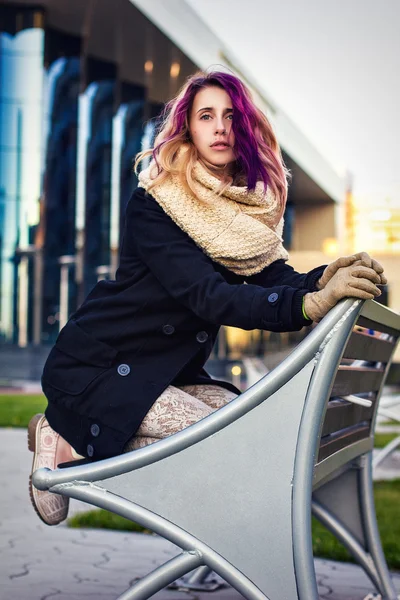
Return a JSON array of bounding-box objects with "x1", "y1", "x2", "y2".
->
[{"x1": 291, "y1": 203, "x2": 337, "y2": 251}]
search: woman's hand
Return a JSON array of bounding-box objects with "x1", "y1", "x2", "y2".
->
[
  {"x1": 317, "y1": 252, "x2": 387, "y2": 290},
  {"x1": 305, "y1": 263, "x2": 382, "y2": 322}
]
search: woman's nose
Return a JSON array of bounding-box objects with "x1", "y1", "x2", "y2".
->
[{"x1": 215, "y1": 122, "x2": 227, "y2": 134}]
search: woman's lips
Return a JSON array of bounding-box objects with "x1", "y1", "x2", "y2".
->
[{"x1": 211, "y1": 144, "x2": 230, "y2": 150}]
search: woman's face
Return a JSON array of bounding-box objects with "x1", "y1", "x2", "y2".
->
[{"x1": 188, "y1": 86, "x2": 236, "y2": 169}]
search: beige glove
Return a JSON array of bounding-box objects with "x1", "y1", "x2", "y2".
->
[
  {"x1": 305, "y1": 264, "x2": 382, "y2": 322},
  {"x1": 317, "y1": 252, "x2": 387, "y2": 289}
]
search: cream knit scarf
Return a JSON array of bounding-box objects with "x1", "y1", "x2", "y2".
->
[{"x1": 138, "y1": 153, "x2": 288, "y2": 276}]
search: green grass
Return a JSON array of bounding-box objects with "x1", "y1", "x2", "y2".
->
[
  {"x1": 374, "y1": 432, "x2": 400, "y2": 449},
  {"x1": 68, "y1": 509, "x2": 152, "y2": 534},
  {"x1": 313, "y1": 480, "x2": 400, "y2": 570},
  {"x1": 0, "y1": 394, "x2": 47, "y2": 427}
]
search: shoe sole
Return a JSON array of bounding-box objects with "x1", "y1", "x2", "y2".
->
[
  {"x1": 28, "y1": 414, "x2": 49, "y2": 525},
  {"x1": 28, "y1": 414, "x2": 68, "y2": 526},
  {"x1": 27, "y1": 413, "x2": 42, "y2": 453}
]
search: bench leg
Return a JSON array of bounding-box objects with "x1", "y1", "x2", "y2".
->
[
  {"x1": 116, "y1": 551, "x2": 202, "y2": 600},
  {"x1": 373, "y1": 435, "x2": 400, "y2": 469},
  {"x1": 360, "y1": 454, "x2": 398, "y2": 600},
  {"x1": 169, "y1": 565, "x2": 227, "y2": 591},
  {"x1": 312, "y1": 454, "x2": 397, "y2": 600},
  {"x1": 184, "y1": 565, "x2": 211, "y2": 584},
  {"x1": 312, "y1": 500, "x2": 383, "y2": 592}
]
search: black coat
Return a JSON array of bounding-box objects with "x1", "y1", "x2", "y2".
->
[{"x1": 42, "y1": 186, "x2": 325, "y2": 459}]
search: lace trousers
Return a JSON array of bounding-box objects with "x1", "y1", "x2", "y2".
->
[{"x1": 123, "y1": 384, "x2": 238, "y2": 452}]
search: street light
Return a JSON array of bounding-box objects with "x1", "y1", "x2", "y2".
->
[{"x1": 231, "y1": 364, "x2": 242, "y2": 390}]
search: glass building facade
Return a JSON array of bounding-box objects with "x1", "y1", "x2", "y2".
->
[
  {"x1": 0, "y1": 7, "x2": 45, "y2": 344},
  {"x1": 0, "y1": 1, "x2": 196, "y2": 346}
]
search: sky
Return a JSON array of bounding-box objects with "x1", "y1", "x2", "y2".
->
[{"x1": 186, "y1": 0, "x2": 400, "y2": 206}]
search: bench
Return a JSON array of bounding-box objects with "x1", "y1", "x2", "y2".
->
[
  {"x1": 374, "y1": 388, "x2": 400, "y2": 471},
  {"x1": 32, "y1": 297, "x2": 400, "y2": 600}
]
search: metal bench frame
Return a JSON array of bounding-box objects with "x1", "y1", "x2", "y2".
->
[
  {"x1": 374, "y1": 394, "x2": 400, "y2": 470},
  {"x1": 33, "y1": 298, "x2": 400, "y2": 600}
]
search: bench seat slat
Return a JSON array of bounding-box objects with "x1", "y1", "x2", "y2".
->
[
  {"x1": 322, "y1": 400, "x2": 374, "y2": 436},
  {"x1": 318, "y1": 423, "x2": 371, "y2": 462},
  {"x1": 313, "y1": 438, "x2": 373, "y2": 489},
  {"x1": 332, "y1": 366, "x2": 385, "y2": 396}
]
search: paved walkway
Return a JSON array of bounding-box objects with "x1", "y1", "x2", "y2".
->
[{"x1": 1, "y1": 428, "x2": 400, "y2": 600}]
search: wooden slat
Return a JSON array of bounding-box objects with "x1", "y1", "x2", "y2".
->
[
  {"x1": 360, "y1": 301, "x2": 400, "y2": 334},
  {"x1": 322, "y1": 399, "x2": 374, "y2": 437},
  {"x1": 313, "y1": 439, "x2": 373, "y2": 487},
  {"x1": 357, "y1": 316, "x2": 399, "y2": 338},
  {"x1": 332, "y1": 366, "x2": 385, "y2": 396},
  {"x1": 343, "y1": 330, "x2": 394, "y2": 363},
  {"x1": 318, "y1": 424, "x2": 371, "y2": 462},
  {"x1": 340, "y1": 358, "x2": 356, "y2": 365}
]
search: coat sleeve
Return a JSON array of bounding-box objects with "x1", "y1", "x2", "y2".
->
[
  {"x1": 245, "y1": 259, "x2": 326, "y2": 291},
  {"x1": 127, "y1": 187, "x2": 312, "y2": 332}
]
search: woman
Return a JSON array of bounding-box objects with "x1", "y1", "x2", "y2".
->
[{"x1": 28, "y1": 70, "x2": 386, "y2": 526}]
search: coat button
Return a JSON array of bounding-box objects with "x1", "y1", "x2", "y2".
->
[
  {"x1": 117, "y1": 364, "x2": 130, "y2": 376},
  {"x1": 87, "y1": 444, "x2": 94, "y2": 457},
  {"x1": 90, "y1": 424, "x2": 100, "y2": 437},
  {"x1": 196, "y1": 331, "x2": 209, "y2": 343},
  {"x1": 162, "y1": 324, "x2": 175, "y2": 335},
  {"x1": 268, "y1": 292, "x2": 279, "y2": 304}
]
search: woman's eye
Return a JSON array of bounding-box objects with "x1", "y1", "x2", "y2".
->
[{"x1": 200, "y1": 114, "x2": 233, "y2": 121}]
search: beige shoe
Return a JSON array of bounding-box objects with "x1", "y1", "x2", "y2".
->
[{"x1": 28, "y1": 414, "x2": 69, "y2": 526}]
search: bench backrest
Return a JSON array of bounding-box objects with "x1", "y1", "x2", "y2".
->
[{"x1": 310, "y1": 300, "x2": 400, "y2": 487}]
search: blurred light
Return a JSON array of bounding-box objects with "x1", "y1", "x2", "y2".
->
[
  {"x1": 225, "y1": 326, "x2": 248, "y2": 354},
  {"x1": 370, "y1": 210, "x2": 391, "y2": 222},
  {"x1": 76, "y1": 84, "x2": 98, "y2": 231},
  {"x1": 231, "y1": 365, "x2": 242, "y2": 376},
  {"x1": 144, "y1": 60, "x2": 153, "y2": 74},
  {"x1": 33, "y1": 11, "x2": 44, "y2": 28},
  {"x1": 170, "y1": 62, "x2": 180, "y2": 78},
  {"x1": 27, "y1": 202, "x2": 40, "y2": 227},
  {"x1": 111, "y1": 105, "x2": 128, "y2": 250},
  {"x1": 322, "y1": 238, "x2": 339, "y2": 256}
]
